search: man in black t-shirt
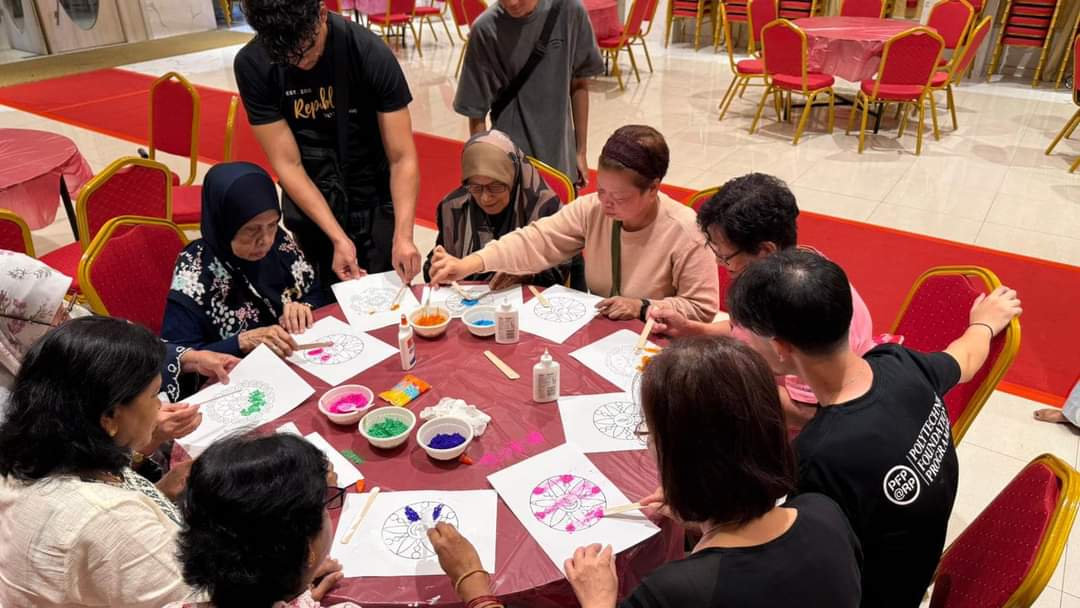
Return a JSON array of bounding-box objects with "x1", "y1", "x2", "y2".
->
[
  {"x1": 727, "y1": 249, "x2": 1022, "y2": 608},
  {"x1": 235, "y1": 0, "x2": 421, "y2": 293}
]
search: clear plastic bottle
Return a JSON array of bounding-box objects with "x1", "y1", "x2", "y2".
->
[
  {"x1": 532, "y1": 349, "x2": 560, "y2": 403},
  {"x1": 398, "y1": 314, "x2": 416, "y2": 370},
  {"x1": 495, "y1": 299, "x2": 519, "y2": 344}
]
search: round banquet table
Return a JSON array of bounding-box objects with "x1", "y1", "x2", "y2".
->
[
  {"x1": 0, "y1": 128, "x2": 93, "y2": 233},
  {"x1": 265, "y1": 288, "x2": 683, "y2": 608},
  {"x1": 583, "y1": 0, "x2": 622, "y2": 41},
  {"x1": 794, "y1": 16, "x2": 922, "y2": 82}
]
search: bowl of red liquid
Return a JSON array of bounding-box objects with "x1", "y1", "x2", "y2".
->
[
  {"x1": 417, "y1": 416, "x2": 474, "y2": 461},
  {"x1": 318, "y1": 385, "x2": 375, "y2": 425}
]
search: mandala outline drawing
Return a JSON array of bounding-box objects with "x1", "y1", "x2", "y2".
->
[
  {"x1": 533, "y1": 297, "x2": 587, "y2": 323},
  {"x1": 530, "y1": 474, "x2": 607, "y2": 533},
  {"x1": 300, "y1": 333, "x2": 365, "y2": 365},
  {"x1": 444, "y1": 292, "x2": 494, "y2": 315},
  {"x1": 349, "y1": 288, "x2": 399, "y2": 314},
  {"x1": 381, "y1": 501, "x2": 460, "y2": 560},
  {"x1": 603, "y1": 345, "x2": 643, "y2": 379},
  {"x1": 592, "y1": 400, "x2": 646, "y2": 444},
  {"x1": 202, "y1": 380, "x2": 276, "y2": 426}
]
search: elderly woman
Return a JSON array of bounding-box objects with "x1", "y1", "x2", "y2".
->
[
  {"x1": 429, "y1": 125, "x2": 718, "y2": 322},
  {"x1": 163, "y1": 162, "x2": 326, "y2": 358},
  {"x1": 0, "y1": 317, "x2": 196, "y2": 607},
  {"x1": 427, "y1": 337, "x2": 862, "y2": 608},
  {"x1": 423, "y1": 130, "x2": 569, "y2": 289},
  {"x1": 167, "y1": 434, "x2": 352, "y2": 608}
]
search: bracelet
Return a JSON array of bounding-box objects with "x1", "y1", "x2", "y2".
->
[
  {"x1": 454, "y1": 569, "x2": 488, "y2": 596},
  {"x1": 466, "y1": 595, "x2": 501, "y2": 608},
  {"x1": 969, "y1": 322, "x2": 995, "y2": 338}
]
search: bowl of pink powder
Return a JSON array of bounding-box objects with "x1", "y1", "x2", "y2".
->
[{"x1": 318, "y1": 385, "x2": 375, "y2": 425}]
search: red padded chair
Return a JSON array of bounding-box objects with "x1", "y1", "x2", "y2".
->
[
  {"x1": 840, "y1": 0, "x2": 886, "y2": 17},
  {"x1": 527, "y1": 156, "x2": 576, "y2": 204},
  {"x1": 224, "y1": 96, "x2": 274, "y2": 177},
  {"x1": 39, "y1": 157, "x2": 172, "y2": 293},
  {"x1": 665, "y1": 0, "x2": 717, "y2": 51},
  {"x1": 846, "y1": 27, "x2": 945, "y2": 155},
  {"x1": 929, "y1": 16, "x2": 993, "y2": 131},
  {"x1": 630, "y1": 0, "x2": 661, "y2": 72},
  {"x1": 447, "y1": 0, "x2": 487, "y2": 76},
  {"x1": 750, "y1": 18, "x2": 837, "y2": 144},
  {"x1": 715, "y1": 0, "x2": 751, "y2": 53},
  {"x1": 1045, "y1": 34, "x2": 1080, "y2": 173},
  {"x1": 927, "y1": 0, "x2": 975, "y2": 66},
  {"x1": 370, "y1": 0, "x2": 424, "y2": 56},
  {"x1": 889, "y1": 266, "x2": 1021, "y2": 444},
  {"x1": 79, "y1": 216, "x2": 187, "y2": 335},
  {"x1": 717, "y1": 4, "x2": 769, "y2": 120},
  {"x1": 414, "y1": 0, "x2": 454, "y2": 47},
  {"x1": 0, "y1": 210, "x2": 35, "y2": 256},
  {"x1": 929, "y1": 454, "x2": 1080, "y2": 607},
  {"x1": 148, "y1": 72, "x2": 200, "y2": 228},
  {"x1": 748, "y1": 0, "x2": 778, "y2": 55},
  {"x1": 779, "y1": 0, "x2": 818, "y2": 18},
  {"x1": 598, "y1": 0, "x2": 652, "y2": 89}
]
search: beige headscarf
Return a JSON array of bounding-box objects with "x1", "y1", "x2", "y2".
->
[{"x1": 0, "y1": 251, "x2": 72, "y2": 378}]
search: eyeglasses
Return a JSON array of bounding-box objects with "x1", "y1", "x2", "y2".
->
[
  {"x1": 705, "y1": 240, "x2": 741, "y2": 267},
  {"x1": 325, "y1": 486, "x2": 346, "y2": 510},
  {"x1": 633, "y1": 418, "x2": 649, "y2": 439},
  {"x1": 465, "y1": 182, "x2": 509, "y2": 197},
  {"x1": 0, "y1": 295, "x2": 78, "y2": 327}
]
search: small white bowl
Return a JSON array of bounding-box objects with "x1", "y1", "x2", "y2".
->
[
  {"x1": 409, "y1": 306, "x2": 452, "y2": 339},
  {"x1": 462, "y1": 305, "x2": 497, "y2": 338},
  {"x1": 417, "y1": 416, "x2": 474, "y2": 461},
  {"x1": 318, "y1": 385, "x2": 375, "y2": 425},
  {"x1": 359, "y1": 407, "x2": 416, "y2": 449}
]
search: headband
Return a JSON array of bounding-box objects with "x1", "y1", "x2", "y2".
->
[{"x1": 600, "y1": 132, "x2": 664, "y2": 181}]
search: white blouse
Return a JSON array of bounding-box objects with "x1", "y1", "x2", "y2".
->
[{"x1": 0, "y1": 470, "x2": 192, "y2": 608}]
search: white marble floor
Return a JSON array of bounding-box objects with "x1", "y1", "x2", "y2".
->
[{"x1": 2, "y1": 19, "x2": 1080, "y2": 606}]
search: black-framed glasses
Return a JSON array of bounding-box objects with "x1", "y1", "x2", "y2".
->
[
  {"x1": 633, "y1": 419, "x2": 649, "y2": 439},
  {"x1": 705, "y1": 240, "x2": 741, "y2": 267},
  {"x1": 0, "y1": 295, "x2": 78, "y2": 327},
  {"x1": 465, "y1": 182, "x2": 509, "y2": 197},
  {"x1": 325, "y1": 486, "x2": 346, "y2": 510}
]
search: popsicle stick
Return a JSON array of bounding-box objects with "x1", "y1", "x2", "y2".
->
[
  {"x1": 341, "y1": 487, "x2": 381, "y2": 544},
  {"x1": 635, "y1": 317, "x2": 656, "y2": 353},
  {"x1": 528, "y1": 285, "x2": 550, "y2": 307},
  {"x1": 191, "y1": 388, "x2": 244, "y2": 407},
  {"x1": 296, "y1": 341, "x2": 334, "y2": 350},
  {"x1": 483, "y1": 350, "x2": 520, "y2": 380},
  {"x1": 389, "y1": 284, "x2": 408, "y2": 310},
  {"x1": 450, "y1": 281, "x2": 473, "y2": 299},
  {"x1": 422, "y1": 285, "x2": 433, "y2": 316},
  {"x1": 603, "y1": 502, "x2": 642, "y2": 517}
]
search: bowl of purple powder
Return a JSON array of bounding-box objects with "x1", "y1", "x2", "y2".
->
[
  {"x1": 417, "y1": 416, "x2": 474, "y2": 461},
  {"x1": 462, "y1": 306, "x2": 497, "y2": 337},
  {"x1": 318, "y1": 385, "x2": 375, "y2": 425}
]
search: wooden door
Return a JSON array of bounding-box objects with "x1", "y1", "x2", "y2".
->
[
  {"x1": 1, "y1": 0, "x2": 49, "y2": 54},
  {"x1": 33, "y1": 0, "x2": 126, "y2": 53}
]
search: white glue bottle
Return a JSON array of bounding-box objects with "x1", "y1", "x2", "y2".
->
[
  {"x1": 495, "y1": 299, "x2": 519, "y2": 344},
  {"x1": 398, "y1": 314, "x2": 416, "y2": 370},
  {"x1": 533, "y1": 349, "x2": 560, "y2": 403}
]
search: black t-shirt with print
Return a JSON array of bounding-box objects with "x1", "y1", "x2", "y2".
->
[
  {"x1": 233, "y1": 13, "x2": 412, "y2": 206},
  {"x1": 794, "y1": 344, "x2": 962, "y2": 608}
]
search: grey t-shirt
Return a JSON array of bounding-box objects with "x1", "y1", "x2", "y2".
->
[{"x1": 454, "y1": 0, "x2": 604, "y2": 182}]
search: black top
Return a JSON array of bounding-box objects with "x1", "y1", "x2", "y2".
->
[
  {"x1": 794, "y1": 344, "x2": 962, "y2": 608},
  {"x1": 619, "y1": 494, "x2": 863, "y2": 608},
  {"x1": 233, "y1": 13, "x2": 413, "y2": 204}
]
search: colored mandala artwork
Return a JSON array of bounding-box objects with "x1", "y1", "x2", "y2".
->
[
  {"x1": 300, "y1": 333, "x2": 365, "y2": 365},
  {"x1": 381, "y1": 501, "x2": 460, "y2": 559},
  {"x1": 202, "y1": 380, "x2": 275, "y2": 425},
  {"x1": 530, "y1": 475, "x2": 607, "y2": 533}
]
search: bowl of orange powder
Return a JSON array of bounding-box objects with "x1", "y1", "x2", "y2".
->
[{"x1": 408, "y1": 306, "x2": 452, "y2": 339}]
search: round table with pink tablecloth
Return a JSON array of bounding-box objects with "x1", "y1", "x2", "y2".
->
[
  {"x1": 0, "y1": 129, "x2": 93, "y2": 236},
  {"x1": 583, "y1": 0, "x2": 622, "y2": 41},
  {"x1": 794, "y1": 16, "x2": 923, "y2": 82}
]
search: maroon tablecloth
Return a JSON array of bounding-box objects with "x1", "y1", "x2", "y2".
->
[
  {"x1": 0, "y1": 129, "x2": 93, "y2": 230},
  {"x1": 795, "y1": 16, "x2": 922, "y2": 82},
  {"x1": 583, "y1": 0, "x2": 622, "y2": 41},
  {"x1": 267, "y1": 288, "x2": 683, "y2": 607}
]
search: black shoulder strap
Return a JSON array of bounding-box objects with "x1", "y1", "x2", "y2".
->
[{"x1": 490, "y1": 0, "x2": 563, "y2": 124}]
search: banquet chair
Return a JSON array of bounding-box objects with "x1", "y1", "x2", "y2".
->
[
  {"x1": 78, "y1": 216, "x2": 188, "y2": 335},
  {"x1": 846, "y1": 27, "x2": 944, "y2": 155},
  {"x1": 527, "y1": 156, "x2": 576, "y2": 203},
  {"x1": 686, "y1": 186, "x2": 719, "y2": 211},
  {"x1": 839, "y1": 0, "x2": 887, "y2": 18},
  {"x1": 0, "y1": 210, "x2": 35, "y2": 256},
  {"x1": 750, "y1": 18, "x2": 837, "y2": 144},
  {"x1": 889, "y1": 266, "x2": 1021, "y2": 444},
  {"x1": 599, "y1": 0, "x2": 652, "y2": 89},
  {"x1": 147, "y1": 72, "x2": 201, "y2": 229},
  {"x1": 370, "y1": 0, "x2": 424, "y2": 56},
  {"x1": 929, "y1": 454, "x2": 1079, "y2": 608},
  {"x1": 1045, "y1": 34, "x2": 1080, "y2": 173},
  {"x1": 448, "y1": 0, "x2": 487, "y2": 76},
  {"x1": 39, "y1": 157, "x2": 172, "y2": 292},
  {"x1": 664, "y1": 0, "x2": 715, "y2": 50},
  {"x1": 779, "y1": 0, "x2": 818, "y2": 18},
  {"x1": 224, "y1": 96, "x2": 274, "y2": 176},
  {"x1": 414, "y1": 0, "x2": 454, "y2": 46},
  {"x1": 748, "y1": 0, "x2": 778, "y2": 55},
  {"x1": 927, "y1": 0, "x2": 975, "y2": 68},
  {"x1": 929, "y1": 16, "x2": 992, "y2": 131},
  {"x1": 630, "y1": 0, "x2": 661, "y2": 72},
  {"x1": 716, "y1": 3, "x2": 769, "y2": 120},
  {"x1": 714, "y1": 0, "x2": 751, "y2": 53}
]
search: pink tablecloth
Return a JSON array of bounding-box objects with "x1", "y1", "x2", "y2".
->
[
  {"x1": 0, "y1": 129, "x2": 93, "y2": 230},
  {"x1": 795, "y1": 16, "x2": 921, "y2": 82},
  {"x1": 250, "y1": 289, "x2": 683, "y2": 607},
  {"x1": 583, "y1": 0, "x2": 621, "y2": 41}
]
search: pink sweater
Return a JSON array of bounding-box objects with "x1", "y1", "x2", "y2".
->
[{"x1": 475, "y1": 192, "x2": 720, "y2": 322}]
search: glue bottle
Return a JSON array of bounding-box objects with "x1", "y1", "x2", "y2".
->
[
  {"x1": 533, "y1": 349, "x2": 560, "y2": 403},
  {"x1": 495, "y1": 299, "x2": 519, "y2": 344},
  {"x1": 398, "y1": 314, "x2": 416, "y2": 370}
]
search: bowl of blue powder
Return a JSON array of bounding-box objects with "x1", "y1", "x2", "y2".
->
[
  {"x1": 462, "y1": 306, "x2": 497, "y2": 337},
  {"x1": 417, "y1": 416, "x2": 474, "y2": 461}
]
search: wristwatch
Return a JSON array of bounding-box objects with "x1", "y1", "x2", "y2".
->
[{"x1": 638, "y1": 299, "x2": 651, "y2": 322}]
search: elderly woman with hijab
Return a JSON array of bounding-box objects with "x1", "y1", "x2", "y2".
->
[
  {"x1": 423, "y1": 130, "x2": 568, "y2": 289},
  {"x1": 430, "y1": 125, "x2": 719, "y2": 322},
  {"x1": 163, "y1": 162, "x2": 326, "y2": 358}
]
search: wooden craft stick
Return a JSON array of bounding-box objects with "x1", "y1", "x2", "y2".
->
[
  {"x1": 341, "y1": 487, "x2": 381, "y2": 544},
  {"x1": 602, "y1": 502, "x2": 642, "y2": 517},
  {"x1": 528, "y1": 285, "x2": 551, "y2": 307},
  {"x1": 483, "y1": 350, "x2": 520, "y2": 380},
  {"x1": 635, "y1": 317, "x2": 656, "y2": 352},
  {"x1": 450, "y1": 281, "x2": 473, "y2": 299},
  {"x1": 389, "y1": 284, "x2": 408, "y2": 310},
  {"x1": 296, "y1": 341, "x2": 334, "y2": 350},
  {"x1": 422, "y1": 285, "x2": 433, "y2": 316},
  {"x1": 191, "y1": 388, "x2": 244, "y2": 407}
]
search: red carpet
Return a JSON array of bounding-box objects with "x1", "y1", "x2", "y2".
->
[{"x1": 2, "y1": 68, "x2": 1077, "y2": 405}]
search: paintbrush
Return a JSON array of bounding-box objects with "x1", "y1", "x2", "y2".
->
[
  {"x1": 450, "y1": 281, "x2": 473, "y2": 299},
  {"x1": 421, "y1": 285, "x2": 433, "y2": 316},
  {"x1": 602, "y1": 502, "x2": 642, "y2": 517},
  {"x1": 341, "y1": 486, "x2": 381, "y2": 544},
  {"x1": 634, "y1": 317, "x2": 656, "y2": 353},
  {"x1": 296, "y1": 341, "x2": 334, "y2": 350},
  {"x1": 528, "y1": 285, "x2": 551, "y2": 307},
  {"x1": 389, "y1": 284, "x2": 408, "y2": 311}
]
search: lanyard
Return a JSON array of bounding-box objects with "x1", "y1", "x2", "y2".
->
[{"x1": 610, "y1": 220, "x2": 622, "y2": 297}]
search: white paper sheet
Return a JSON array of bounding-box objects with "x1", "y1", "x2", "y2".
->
[
  {"x1": 557, "y1": 393, "x2": 648, "y2": 453},
  {"x1": 519, "y1": 285, "x2": 603, "y2": 344},
  {"x1": 177, "y1": 345, "x2": 315, "y2": 457},
  {"x1": 486, "y1": 444, "x2": 659, "y2": 571},
  {"x1": 332, "y1": 271, "x2": 421, "y2": 332},
  {"x1": 569, "y1": 329, "x2": 658, "y2": 393},
  {"x1": 427, "y1": 285, "x2": 524, "y2": 318},
  {"x1": 275, "y1": 424, "x2": 364, "y2": 487},
  {"x1": 286, "y1": 316, "x2": 397, "y2": 386},
  {"x1": 331, "y1": 490, "x2": 498, "y2": 577}
]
